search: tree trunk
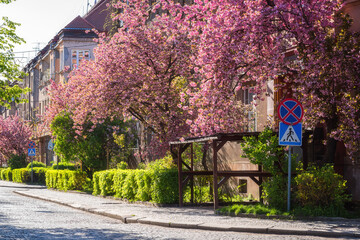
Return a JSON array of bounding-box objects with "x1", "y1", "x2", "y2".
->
[
  {"x1": 325, "y1": 118, "x2": 338, "y2": 164},
  {"x1": 201, "y1": 142, "x2": 209, "y2": 171}
]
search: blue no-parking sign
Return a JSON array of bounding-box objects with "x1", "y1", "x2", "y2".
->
[{"x1": 278, "y1": 98, "x2": 303, "y2": 125}]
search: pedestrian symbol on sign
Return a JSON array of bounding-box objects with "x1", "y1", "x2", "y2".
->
[
  {"x1": 280, "y1": 125, "x2": 300, "y2": 143},
  {"x1": 28, "y1": 148, "x2": 36, "y2": 156},
  {"x1": 279, "y1": 122, "x2": 302, "y2": 146}
]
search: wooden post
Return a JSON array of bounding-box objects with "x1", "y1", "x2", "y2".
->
[
  {"x1": 212, "y1": 141, "x2": 218, "y2": 210},
  {"x1": 258, "y1": 165, "x2": 263, "y2": 203},
  {"x1": 178, "y1": 145, "x2": 183, "y2": 207}
]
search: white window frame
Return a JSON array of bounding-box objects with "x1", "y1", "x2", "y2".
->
[{"x1": 71, "y1": 50, "x2": 90, "y2": 69}]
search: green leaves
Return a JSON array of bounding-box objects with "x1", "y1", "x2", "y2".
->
[
  {"x1": 0, "y1": 2, "x2": 29, "y2": 108},
  {"x1": 92, "y1": 156, "x2": 179, "y2": 204},
  {"x1": 241, "y1": 127, "x2": 285, "y2": 175},
  {"x1": 45, "y1": 170, "x2": 87, "y2": 191},
  {"x1": 295, "y1": 164, "x2": 350, "y2": 208}
]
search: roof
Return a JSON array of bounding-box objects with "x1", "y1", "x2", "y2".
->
[
  {"x1": 24, "y1": 0, "x2": 112, "y2": 71},
  {"x1": 169, "y1": 132, "x2": 260, "y2": 145},
  {"x1": 64, "y1": 16, "x2": 95, "y2": 30},
  {"x1": 84, "y1": 0, "x2": 111, "y2": 32}
]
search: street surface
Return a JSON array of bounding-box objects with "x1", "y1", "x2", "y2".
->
[{"x1": 0, "y1": 182, "x2": 356, "y2": 240}]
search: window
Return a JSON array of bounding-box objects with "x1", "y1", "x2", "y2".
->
[
  {"x1": 60, "y1": 50, "x2": 64, "y2": 71},
  {"x1": 39, "y1": 102, "x2": 42, "y2": 115},
  {"x1": 71, "y1": 50, "x2": 90, "y2": 69},
  {"x1": 236, "y1": 88, "x2": 257, "y2": 132},
  {"x1": 236, "y1": 88, "x2": 256, "y2": 105},
  {"x1": 238, "y1": 179, "x2": 247, "y2": 193},
  {"x1": 243, "y1": 88, "x2": 255, "y2": 105}
]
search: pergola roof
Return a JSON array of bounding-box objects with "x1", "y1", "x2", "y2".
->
[{"x1": 169, "y1": 132, "x2": 260, "y2": 145}]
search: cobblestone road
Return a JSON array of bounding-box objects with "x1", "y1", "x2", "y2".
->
[{"x1": 0, "y1": 182, "x2": 356, "y2": 239}]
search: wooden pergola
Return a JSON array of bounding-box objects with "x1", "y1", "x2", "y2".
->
[{"x1": 169, "y1": 132, "x2": 272, "y2": 210}]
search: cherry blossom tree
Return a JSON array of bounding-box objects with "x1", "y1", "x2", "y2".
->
[
  {"x1": 46, "y1": 0, "x2": 199, "y2": 157},
  {"x1": 0, "y1": 114, "x2": 32, "y2": 165},
  {"x1": 46, "y1": 0, "x2": 360, "y2": 161},
  {"x1": 172, "y1": 0, "x2": 359, "y2": 161}
]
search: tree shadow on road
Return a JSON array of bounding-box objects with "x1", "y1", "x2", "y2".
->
[{"x1": 0, "y1": 224, "x2": 181, "y2": 240}]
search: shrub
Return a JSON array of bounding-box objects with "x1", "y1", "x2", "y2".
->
[
  {"x1": 93, "y1": 170, "x2": 116, "y2": 196},
  {"x1": 27, "y1": 161, "x2": 46, "y2": 168},
  {"x1": 117, "y1": 161, "x2": 128, "y2": 170},
  {"x1": 150, "y1": 169, "x2": 178, "y2": 204},
  {"x1": 93, "y1": 156, "x2": 179, "y2": 204},
  {"x1": 31, "y1": 167, "x2": 48, "y2": 184},
  {"x1": 262, "y1": 175, "x2": 289, "y2": 211},
  {"x1": 241, "y1": 128, "x2": 298, "y2": 210},
  {"x1": 295, "y1": 164, "x2": 350, "y2": 208},
  {"x1": 12, "y1": 168, "x2": 30, "y2": 183},
  {"x1": 8, "y1": 154, "x2": 27, "y2": 169},
  {"x1": 1, "y1": 168, "x2": 12, "y2": 181},
  {"x1": 11, "y1": 167, "x2": 49, "y2": 184},
  {"x1": 122, "y1": 170, "x2": 137, "y2": 200},
  {"x1": 92, "y1": 171, "x2": 101, "y2": 195},
  {"x1": 46, "y1": 170, "x2": 86, "y2": 191},
  {"x1": 113, "y1": 170, "x2": 129, "y2": 198},
  {"x1": 146, "y1": 155, "x2": 178, "y2": 204},
  {"x1": 51, "y1": 162, "x2": 76, "y2": 170},
  {"x1": 135, "y1": 170, "x2": 151, "y2": 201}
]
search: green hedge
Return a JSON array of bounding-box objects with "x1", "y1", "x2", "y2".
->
[
  {"x1": 0, "y1": 168, "x2": 12, "y2": 181},
  {"x1": 9, "y1": 167, "x2": 49, "y2": 184},
  {"x1": 51, "y1": 162, "x2": 76, "y2": 170},
  {"x1": 12, "y1": 168, "x2": 30, "y2": 183},
  {"x1": 45, "y1": 170, "x2": 86, "y2": 191},
  {"x1": 32, "y1": 167, "x2": 49, "y2": 184},
  {"x1": 93, "y1": 168, "x2": 178, "y2": 204},
  {"x1": 93, "y1": 170, "x2": 116, "y2": 196},
  {"x1": 26, "y1": 161, "x2": 46, "y2": 168}
]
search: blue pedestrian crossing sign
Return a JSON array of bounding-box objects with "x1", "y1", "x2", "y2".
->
[
  {"x1": 28, "y1": 148, "x2": 36, "y2": 156},
  {"x1": 279, "y1": 122, "x2": 302, "y2": 146}
]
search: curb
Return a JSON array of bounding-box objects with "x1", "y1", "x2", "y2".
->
[{"x1": 13, "y1": 191, "x2": 360, "y2": 239}]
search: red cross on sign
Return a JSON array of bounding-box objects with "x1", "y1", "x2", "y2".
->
[
  {"x1": 28, "y1": 141, "x2": 36, "y2": 148},
  {"x1": 277, "y1": 98, "x2": 304, "y2": 125}
]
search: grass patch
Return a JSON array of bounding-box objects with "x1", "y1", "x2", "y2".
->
[
  {"x1": 217, "y1": 203, "x2": 288, "y2": 217},
  {"x1": 217, "y1": 203, "x2": 360, "y2": 219}
]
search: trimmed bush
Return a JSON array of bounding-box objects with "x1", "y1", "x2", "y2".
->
[
  {"x1": 150, "y1": 169, "x2": 178, "y2": 204},
  {"x1": 12, "y1": 168, "x2": 30, "y2": 183},
  {"x1": 8, "y1": 167, "x2": 48, "y2": 184},
  {"x1": 93, "y1": 158, "x2": 178, "y2": 204},
  {"x1": 113, "y1": 170, "x2": 130, "y2": 198},
  {"x1": 135, "y1": 170, "x2": 151, "y2": 202},
  {"x1": 46, "y1": 170, "x2": 86, "y2": 191},
  {"x1": 93, "y1": 170, "x2": 116, "y2": 196},
  {"x1": 32, "y1": 167, "x2": 49, "y2": 184},
  {"x1": 51, "y1": 162, "x2": 76, "y2": 170},
  {"x1": 27, "y1": 161, "x2": 46, "y2": 168},
  {"x1": 0, "y1": 168, "x2": 12, "y2": 181}
]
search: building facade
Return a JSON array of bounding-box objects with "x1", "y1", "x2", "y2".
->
[{"x1": 6, "y1": 0, "x2": 111, "y2": 165}]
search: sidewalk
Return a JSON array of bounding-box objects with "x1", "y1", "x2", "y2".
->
[{"x1": 3, "y1": 181, "x2": 360, "y2": 238}]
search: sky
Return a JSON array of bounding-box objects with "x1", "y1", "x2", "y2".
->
[{"x1": 0, "y1": 0, "x2": 98, "y2": 67}]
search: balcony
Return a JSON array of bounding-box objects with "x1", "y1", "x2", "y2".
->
[{"x1": 39, "y1": 70, "x2": 53, "y2": 87}]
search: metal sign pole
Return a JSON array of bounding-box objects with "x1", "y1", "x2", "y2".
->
[
  {"x1": 31, "y1": 156, "x2": 33, "y2": 183},
  {"x1": 287, "y1": 146, "x2": 291, "y2": 212},
  {"x1": 277, "y1": 98, "x2": 304, "y2": 213}
]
